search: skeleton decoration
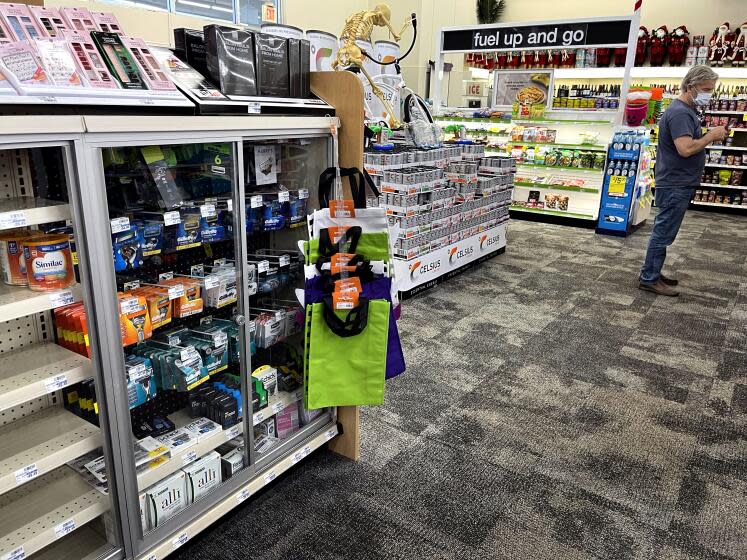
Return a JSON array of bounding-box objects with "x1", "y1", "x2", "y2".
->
[{"x1": 332, "y1": 3, "x2": 412, "y2": 128}]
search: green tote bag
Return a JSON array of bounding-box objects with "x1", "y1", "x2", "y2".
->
[
  {"x1": 304, "y1": 297, "x2": 389, "y2": 409},
  {"x1": 305, "y1": 226, "x2": 390, "y2": 266}
]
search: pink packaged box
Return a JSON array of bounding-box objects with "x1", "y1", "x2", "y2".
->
[
  {"x1": 0, "y1": 18, "x2": 12, "y2": 45},
  {"x1": 64, "y1": 30, "x2": 118, "y2": 89},
  {"x1": 92, "y1": 12, "x2": 123, "y2": 35},
  {"x1": 29, "y1": 6, "x2": 69, "y2": 38},
  {"x1": 34, "y1": 38, "x2": 86, "y2": 88},
  {"x1": 0, "y1": 3, "x2": 46, "y2": 42},
  {"x1": 123, "y1": 37, "x2": 175, "y2": 90},
  {"x1": 0, "y1": 41, "x2": 51, "y2": 91},
  {"x1": 275, "y1": 401, "x2": 299, "y2": 439},
  {"x1": 60, "y1": 7, "x2": 99, "y2": 34}
]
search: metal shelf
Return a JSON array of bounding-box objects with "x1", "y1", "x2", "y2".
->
[
  {"x1": 0, "y1": 344, "x2": 92, "y2": 412},
  {"x1": 136, "y1": 422, "x2": 338, "y2": 560},
  {"x1": 137, "y1": 388, "x2": 304, "y2": 491},
  {"x1": 517, "y1": 163, "x2": 603, "y2": 173},
  {"x1": 555, "y1": 66, "x2": 747, "y2": 80},
  {"x1": 705, "y1": 163, "x2": 747, "y2": 170},
  {"x1": 0, "y1": 407, "x2": 101, "y2": 495},
  {"x1": 0, "y1": 283, "x2": 82, "y2": 324},
  {"x1": 707, "y1": 145, "x2": 747, "y2": 151},
  {"x1": 0, "y1": 466, "x2": 108, "y2": 559},
  {"x1": 705, "y1": 110, "x2": 746, "y2": 115},
  {"x1": 692, "y1": 200, "x2": 747, "y2": 209},
  {"x1": 510, "y1": 205, "x2": 596, "y2": 220},
  {"x1": 32, "y1": 524, "x2": 112, "y2": 560},
  {"x1": 514, "y1": 182, "x2": 600, "y2": 194},
  {"x1": 700, "y1": 183, "x2": 746, "y2": 190},
  {"x1": 505, "y1": 141, "x2": 607, "y2": 151},
  {"x1": 0, "y1": 198, "x2": 70, "y2": 231}
]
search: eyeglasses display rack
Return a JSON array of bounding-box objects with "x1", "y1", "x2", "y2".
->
[{"x1": 0, "y1": 113, "x2": 348, "y2": 560}]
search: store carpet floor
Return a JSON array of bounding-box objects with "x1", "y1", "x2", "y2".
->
[{"x1": 174, "y1": 209, "x2": 747, "y2": 560}]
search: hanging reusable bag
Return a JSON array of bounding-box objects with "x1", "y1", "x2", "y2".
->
[
  {"x1": 304, "y1": 297, "x2": 389, "y2": 409},
  {"x1": 307, "y1": 226, "x2": 390, "y2": 267}
]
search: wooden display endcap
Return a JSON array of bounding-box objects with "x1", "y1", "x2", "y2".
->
[{"x1": 310, "y1": 70, "x2": 364, "y2": 462}]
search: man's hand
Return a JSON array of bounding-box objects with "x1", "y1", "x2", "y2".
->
[{"x1": 706, "y1": 126, "x2": 728, "y2": 143}]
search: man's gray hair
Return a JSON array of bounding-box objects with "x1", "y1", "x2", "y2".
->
[{"x1": 681, "y1": 65, "x2": 719, "y2": 92}]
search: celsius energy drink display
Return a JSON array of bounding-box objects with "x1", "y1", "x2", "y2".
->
[
  {"x1": 65, "y1": 30, "x2": 118, "y2": 89},
  {"x1": 91, "y1": 31, "x2": 146, "y2": 90},
  {"x1": 123, "y1": 37, "x2": 175, "y2": 90},
  {"x1": 60, "y1": 7, "x2": 99, "y2": 34},
  {"x1": 92, "y1": 12, "x2": 123, "y2": 35},
  {"x1": 28, "y1": 6, "x2": 69, "y2": 38},
  {"x1": 0, "y1": 3, "x2": 46, "y2": 42}
]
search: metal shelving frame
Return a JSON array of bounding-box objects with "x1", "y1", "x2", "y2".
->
[{"x1": 73, "y1": 115, "x2": 340, "y2": 560}]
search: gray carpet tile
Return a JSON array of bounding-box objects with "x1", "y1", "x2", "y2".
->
[{"x1": 173, "y1": 209, "x2": 747, "y2": 560}]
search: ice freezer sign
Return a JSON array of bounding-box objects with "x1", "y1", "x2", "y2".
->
[{"x1": 441, "y1": 19, "x2": 632, "y2": 52}]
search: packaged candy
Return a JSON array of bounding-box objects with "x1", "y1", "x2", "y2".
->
[{"x1": 719, "y1": 170, "x2": 732, "y2": 185}]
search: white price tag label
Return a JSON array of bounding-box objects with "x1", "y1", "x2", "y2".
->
[
  {"x1": 200, "y1": 204, "x2": 216, "y2": 218},
  {"x1": 250, "y1": 195, "x2": 263, "y2": 208},
  {"x1": 159, "y1": 271, "x2": 174, "y2": 282},
  {"x1": 298, "y1": 188, "x2": 309, "y2": 200},
  {"x1": 14, "y1": 464, "x2": 38, "y2": 485},
  {"x1": 247, "y1": 102, "x2": 261, "y2": 114},
  {"x1": 278, "y1": 191, "x2": 290, "y2": 203},
  {"x1": 291, "y1": 450, "x2": 305, "y2": 465},
  {"x1": 123, "y1": 280, "x2": 140, "y2": 291},
  {"x1": 172, "y1": 532, "x2": 188, "y2": 550},
  {"x1": 225, "y1": 425, "x2": 241, "y2": 440},
  {"x1": 257, "y1": 260, "x2": 270, "y2": 274},
  {"x1": 110, "y1": 216, "x2": 131, "y2": 234},
  {"x1": 54, "y1": 518, "x2": 76, "y2": 539},
  {"x1": 0, "y1": 211, "x2": 27, "y2": 229},
  {"x1": 44, "y1": 374, "x2": 68, "y2": 393},
  {"x1": 212, "y1": 331, "x2": 228, "y2": 347},
  {"x1": 263, "y1": 470, "x2": 277, "y2": 485},
  {"x1": 279, "y1": 255, "x2": 290, "y2": 267},
  {"x1": 120, "y1": 297, "x2": 141, "y2": 314},
  {"x1": 49, "y1": 290, "x2": 74, "y2": 309},
  {"x1": 253, "y1": 411, "x2": 265, "y2": 424},
  {"x1": 203, "y1": 275, "x2": 220, "y2": 290},
  {"x1": 182, "y1": 450, "x2": 197, "y2": 465},
  {"x1": 272, "y1": 401, "x2": 285, "y2": 414},
  {"x1": 336, "y1": 301, "x2": 354, "y2": 310},
  {"x1": 163, "y1": 211, "x2": 181, "y2": 226},
  {"x1": 167, "y1": 284, "x2": 185, "y2": 300},
  {"x1": 293, "y1": 388, "x2": 303, "y2": 400},
  {"x1": 127, "y1": 362, "x2": 149, "y2": 382},
  {"x1": 2, "y1": 546, "x2": 25, "y2": 560},
  {"x1": 226, "y1": 199, "x2": 233, "y2": 211},
  {"x1": 303, "y1": 445, "x2": 312, "y2": 457},
  {"x1": 180, "y1": 346, "x2": 199, "y2": 363},
  {"x1": 325, "y1": 428, "x2": 337, "y2": 441},
  {"x1": 236, "y1": 488, "x2": 251, "y2": 504},
  {"x1": 146, "y1": 556, "x2": 157, "y2": 560}
]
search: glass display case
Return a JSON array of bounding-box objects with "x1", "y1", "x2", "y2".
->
[{"x1": 0, "y1": 129, "x2": 124, "y2": 560}]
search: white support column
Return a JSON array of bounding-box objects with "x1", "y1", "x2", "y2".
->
[
  {"x1": 432, "y1": 30, "x2": 444, "y2": 115},
  {"x1": 618, "y1": 5, "x2": 643, "y2": 125}
]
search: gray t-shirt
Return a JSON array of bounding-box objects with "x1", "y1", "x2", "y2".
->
[{"x1": 655, "y1": 99, "x2": 705, "y2": 188}]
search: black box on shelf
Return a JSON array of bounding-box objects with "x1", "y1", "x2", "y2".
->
[
  {"x1": 178, "y1": 28, "x2": 208, "y2": 79},
  {"x1": 255, "y1": 32, "x2": 289, "y2": 98},
  {"x1": 203, "y1": 25, "x2": 258, "y2": 96},
  {"x1": 90, "y1": 31, "x2": 147, "y2": 90},
  {"x1": 300, "y1": 39, "x2": 310, "y2": 98},
  {"x1": 288, "y1": 38, "x2": 301, "y2": 98}
]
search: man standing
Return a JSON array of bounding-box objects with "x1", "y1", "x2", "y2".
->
[{"x1": 639, "y1": 65, "x2": 727, "y2": 296}]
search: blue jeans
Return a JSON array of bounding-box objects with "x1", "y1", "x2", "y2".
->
[{"x1": 640, "y1": 187, "x2": 695, "y2": 284}]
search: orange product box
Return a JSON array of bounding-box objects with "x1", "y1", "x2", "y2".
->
[
  {"x1": 71, "y1": 307, "x2": 89, "y2": 356},
  {"x1": 161, "y1": 278, "x2": 203, "y2": 318},
  {"x1": 118, "y1": 292, "x2": 153, "y2": 346},
  {"x1": 132, "y1": 286, "x2": 172, "y2": 330},
  {"x1": 54, "y1": 304, "x2": 75, "y2": 350}
]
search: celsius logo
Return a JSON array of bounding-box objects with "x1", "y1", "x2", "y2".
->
[
  {"x1": 448, "y1": 246, "x2": 474, "y2": 264},
  {"x1": 479, "y1": 234, "x2": 501, "y2": 251},
  {"x1": 409, "y1": 259, "x2": 441, "y2": 281}
]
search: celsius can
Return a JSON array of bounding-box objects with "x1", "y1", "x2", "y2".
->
[
  {"x1": 0, "y1": 229, "x2": 32, "y2": 285},
  {"x1": 23, "y1": 233, "x2": 75, "y2": 291}
]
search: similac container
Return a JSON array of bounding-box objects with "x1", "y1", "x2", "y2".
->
[
  {"x1": 23, "y1": 233, "x2": 75, "y2": 291},
  {"x1": 0, "y1": 229, "x2": 31, "y2": 285}
]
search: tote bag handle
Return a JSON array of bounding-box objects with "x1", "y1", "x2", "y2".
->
[
  {"x1": 318, "y1": 167, "x2": 380, "y2": 209},
  {"x1": 322, "y1": 296, "x2": 370, "y2": 338}
]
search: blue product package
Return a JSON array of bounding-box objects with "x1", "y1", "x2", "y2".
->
[
  {"x1": 164, "y1": 209, "x2": 202, "y2": 250},
  {"x1": 199, "y1": 213, "x2": 228, "y2": 243},
  {"x1": 288, "y1": 196, "x2": 307, "y2": 227},
  {"x1": 125, "y1": 355, "x2": 157, "y2": 409},
  {"x1": 135, "y1": 221, "x2": 164, "y2": 257},
  {"x1": 262, "y1": 199, "x2": 286, "y2": 231},
  {"x1": 112, "y1": 226, "x2": 143, "y2": 272}
]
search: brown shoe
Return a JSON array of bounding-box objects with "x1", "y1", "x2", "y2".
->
[
  {"x1": 639, "y1": 279, "x2": 680, "y2": 297},
  {"x1": 660, "y1": 274, "x2": 678, "y2": 286}
]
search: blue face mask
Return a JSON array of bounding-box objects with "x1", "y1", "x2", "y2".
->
[{"x1": 693, "y1": 90, "x2": 712, "y2": 107}]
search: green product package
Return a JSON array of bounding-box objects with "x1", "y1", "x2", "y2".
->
[{"x1": 304, "y1": 298, "x2": 389, "y2": 409}]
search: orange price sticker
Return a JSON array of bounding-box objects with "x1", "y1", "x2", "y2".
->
[
  {"x1": 330, "y1": 199, "x2": 355, "y2": 218},
  {"x1": 328, "y1": 226, "x2": 350, "y2": 244},
  {"x1": 334, "y1": 277, "x2": 362, "y2": 294},
  {"x1": 333, "y1": 290, "x2": 359, "y2": 310},
  {"x1": 330, "y1": 253, "x2": 357, "y2": 275}
]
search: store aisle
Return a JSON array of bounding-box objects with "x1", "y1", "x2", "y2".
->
[{"x1": 174, "y1": 210, "x2": 747, "y2": 560}]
